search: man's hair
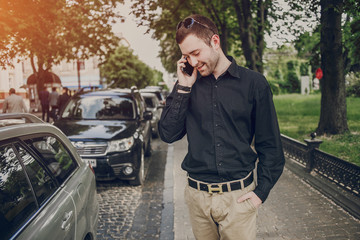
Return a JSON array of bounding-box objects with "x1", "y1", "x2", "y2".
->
[
  {"x1": 176, "y1": 14, "x2": 218, "y2": 46},
  {"x1": 9, "y1": 88, "x2": 16, "y2": 94}
]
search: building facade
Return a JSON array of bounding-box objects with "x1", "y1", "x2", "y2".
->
[{"x1": 0, "y1": 58, "x2": 102, "y2": 112}]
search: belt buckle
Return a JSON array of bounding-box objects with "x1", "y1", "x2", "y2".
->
[{"x1": 208, "y1": 184, "x2": 223, "y2": 194}]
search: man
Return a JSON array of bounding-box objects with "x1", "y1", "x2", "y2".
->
[
  {"x1": 57, "y1": 87, "x2": 70, "y2": 114},
  {"x1": 2, "y1": 88, "x2": 28, "y2": 113},
  {"x1": 49, "y1": 87, "x2": 59, "y2": 121},
  {"x1": 159, "y1": 14, "x2": 285, "y2": 240},
  {"x1": 39, "y1": 86, "x2": 50, "y2": 122}
]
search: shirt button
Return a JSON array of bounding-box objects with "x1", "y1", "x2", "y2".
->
[
  {"x1": 214, "y1": 104, "x2": 217, "y2": 107},
  {"x1": 218, "y1": 162, "x2": 222, "y2": 166},
  {"x1": 217, "y1": 143, "x2": 221, "y2": 147},
  {"x1": 214, "y1": 85, "x2": 218, "y2": 88}
]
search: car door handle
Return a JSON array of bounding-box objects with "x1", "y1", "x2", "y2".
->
[{"x1": 61, "y1": 211, "x2": 73, "y2": 230}]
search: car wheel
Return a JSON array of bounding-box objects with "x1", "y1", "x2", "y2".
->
[
  {"x1": 145, "y1": 136, "x2": 152, "y2": 157},
  {"x1": 129, "y1": 147, "x2": 145, "y2": 186}
]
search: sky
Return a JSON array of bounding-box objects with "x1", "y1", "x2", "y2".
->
[{"x1": 112, "y1": 1, "x2": 171, "y2": 84}]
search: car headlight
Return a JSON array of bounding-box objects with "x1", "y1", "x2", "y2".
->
[{"x1": 107, "y1": 136, "x2": 134, "y2": 152}]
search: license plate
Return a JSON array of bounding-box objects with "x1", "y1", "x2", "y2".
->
[{"x1": 84, "y1": 159, "x2": 97, "y2": 168}]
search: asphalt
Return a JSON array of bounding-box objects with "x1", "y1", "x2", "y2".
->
[{"x1": 167, "y1": 137, "x2": 360, "y2": 240}]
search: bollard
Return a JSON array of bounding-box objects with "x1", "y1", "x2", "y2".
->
[{"x1": 304, "y1": 134, "x2": 323, "y2": 172}]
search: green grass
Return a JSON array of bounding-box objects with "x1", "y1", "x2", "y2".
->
[{"x1": 273, "y1": 94, "x2": 360, "y2": 166}]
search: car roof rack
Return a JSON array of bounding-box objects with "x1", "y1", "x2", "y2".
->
[{"x1": 0, "y1": 113, "x2": 44, "y2": 124}]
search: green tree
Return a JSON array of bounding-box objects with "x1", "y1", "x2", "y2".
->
[
  {"x1": 286, "y1": 60, "x2": 300, "y2": 93},
  {"x1": 294, "y1": 27, "x2": 321, "y2": 77},
  {"x1": 100, "y1": 45, "x2": 155, "y2": 89},
  {"x1": 130, "y1": 0, "x2": 280, "y2": 74},
  {"x1": 149, "y1": 69, "x2": 165, "y2": 87},
  {"x1": 0, "y1": 0, "x2": 123, "y2": 93},
  {"x1": 286, "y1": 0, "x2": 360, "y2": 135}
]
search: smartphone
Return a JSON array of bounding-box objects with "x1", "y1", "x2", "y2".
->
[{"x1": 182, "y1": 58, "x2": 194, "y2": 76}]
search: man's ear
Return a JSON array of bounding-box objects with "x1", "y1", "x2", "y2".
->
[{"x1": 211, "y1": 34, "x2": 221, "y2": 49}]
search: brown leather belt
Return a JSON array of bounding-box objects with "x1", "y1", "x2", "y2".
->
[{"x1": 188, "y1": 171, "x2": 253, "y2": 194}]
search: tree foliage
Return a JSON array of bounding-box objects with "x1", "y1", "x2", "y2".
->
[
  {"x1": 293, "y1": 27, "x2": 321, "y2": 76},
  {"x1": 286, "y1": 0, "x2": 360, "y2": 135},
  {"x1": 100, "y1": 45, "x2": 155, "y2": 89},
  {"x1": 0, "y1": 0, "x2": 124, "y2": 92},
  {"x1": 130, "y1": 0, "x2": 280, "y2": 74}
]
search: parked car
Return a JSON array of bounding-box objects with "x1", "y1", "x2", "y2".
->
[
  {"x1": 140, "y1": 92, "x2": 163, "y2": 138},
  {"x1": 54, "y1": 88, "x2": 152, "y2": 185},
  {"x1": 0, "y1": 113, "x2": 98, "y2": 240},
  {"x1": 140, "y1": 87, "x2": 167, "y2": 106}
]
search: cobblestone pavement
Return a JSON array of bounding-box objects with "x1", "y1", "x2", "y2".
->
[
  {"x1": 96, "y1": 139, "x2": 168, "y2": 240},
  {"x1": 96, "y1": 181, "x2": 142, "y2": 239}
]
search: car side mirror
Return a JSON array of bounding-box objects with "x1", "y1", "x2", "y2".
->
[{"x1": 143, "y1": 111, "x2": 153, "y2": 121}]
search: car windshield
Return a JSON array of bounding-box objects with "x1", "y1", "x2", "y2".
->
[
  {"x1": 61, "y1": 96, "x2": 135, "y2": 120},
  {"x1": 144, "y1": 97, "x2": 155, "y2": 108}
]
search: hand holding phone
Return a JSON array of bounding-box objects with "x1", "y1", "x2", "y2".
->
[
  {"x1": 177, "y1": 56, "x2": 197, "y2": 90},
  {"x1": 181, "y1": 57, "x2": 194, "y2": 76}
]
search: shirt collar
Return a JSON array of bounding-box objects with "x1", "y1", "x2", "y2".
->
[
  {"x1": 226, "y1": 56, "x2": 241, "y2": 78},
  {"x1": 196, "y1": 55, "x2": 241, "y2": 81}
]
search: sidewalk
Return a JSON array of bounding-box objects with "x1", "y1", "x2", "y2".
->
[{"x1": 169, "y1": 138, "x2": 360, "y2": 240}]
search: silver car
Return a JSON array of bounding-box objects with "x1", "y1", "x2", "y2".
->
[
  {"x1": 0, "y1": 113, "x2": 98, "y2": 240},
  {"x1": 140, "y1": 92, "x2": 163, "y2": 138}
]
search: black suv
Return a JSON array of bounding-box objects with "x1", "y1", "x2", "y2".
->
[{"x1": 54, "y1": 88, "x2": 152, "y2": 185}]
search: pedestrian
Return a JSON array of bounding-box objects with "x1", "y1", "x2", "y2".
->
[
  {"x1": 2, "y1": 88, "x2": 28, "y2": 113},
  {"x1": 57, "y1": 87, "x2": 70, "y2": 114},
  {"x1": 39, "y1": 86, "x2": 50, "y2": 122},
  {"x1": 159, "y1": 14, "x2": 285, "y2": 240},
  {"x1": 49, "y1": 87, "x2": 59, "y2": 121}
]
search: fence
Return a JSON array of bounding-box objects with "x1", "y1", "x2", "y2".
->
[{"x1": 280, "y1": 134, "x2": 360, "y2": 196}]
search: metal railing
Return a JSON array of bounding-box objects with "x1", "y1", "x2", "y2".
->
[{"x1": 281, "y1": 134, "x2": 360, "y2": 196}]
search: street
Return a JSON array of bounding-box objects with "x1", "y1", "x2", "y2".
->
[{"x1": 96, "y1": 138, "x2": 168, "y2": 239}]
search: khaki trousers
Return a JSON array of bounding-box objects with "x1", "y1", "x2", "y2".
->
[{"x1": 184, "y1": 181, "x2": 257, "y2": 240}]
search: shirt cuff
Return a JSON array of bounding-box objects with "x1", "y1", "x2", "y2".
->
[
  {"x1": 253, "y1": 185, "x2": 270, "y2": 203},
  {"x1": 169, "y1": 90, "x2": 190, "y2": 118}
]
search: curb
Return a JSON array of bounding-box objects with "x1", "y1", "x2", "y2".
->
[{"x1": 160, "y1": 144, "x2": 174, "y2": 239}]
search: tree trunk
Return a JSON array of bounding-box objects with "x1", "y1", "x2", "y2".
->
[
  {"x1": 255, "y1": 0, "x2": 267, "y2": 74},
  {"x1": 317, "y1": 0, "x2": 348, "y2": 135},
  {"x1": 220, "y1": 23, "x2": 228, "y2": 55},
  {"x1": 232, "y1": 0, "x2": 264, "y2": 73}
]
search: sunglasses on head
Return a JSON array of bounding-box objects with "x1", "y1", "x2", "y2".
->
[{"x1": 177, "y1": 17, "x2": 215, "y2": 33}]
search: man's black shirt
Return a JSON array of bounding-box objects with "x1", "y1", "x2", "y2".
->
[{"x1": 159, "y1": 57, "x2": 285, "y2": 202}]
